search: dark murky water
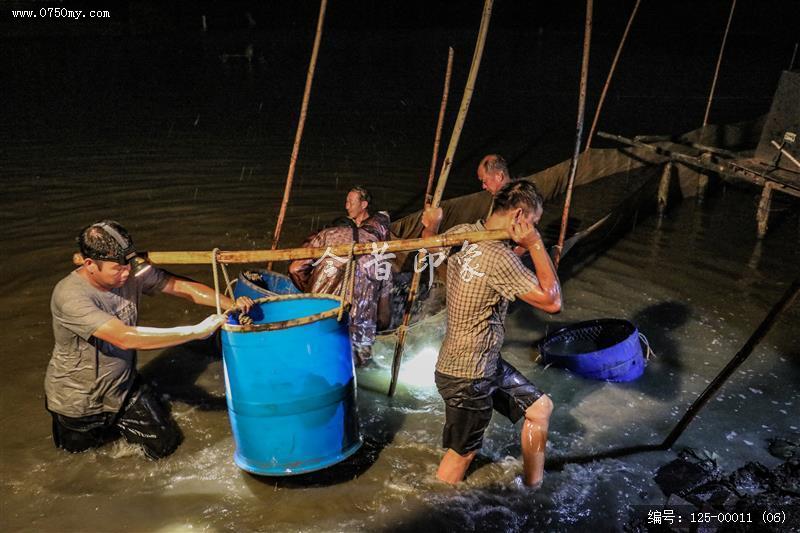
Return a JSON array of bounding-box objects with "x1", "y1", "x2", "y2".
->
[{"x1": 1, "y1": 25, "x2": 798, "y2": 532}]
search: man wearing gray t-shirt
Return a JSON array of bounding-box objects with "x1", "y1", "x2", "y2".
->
[{"x1": 45, "y1": 220, "x2": 252, "y2": 459}]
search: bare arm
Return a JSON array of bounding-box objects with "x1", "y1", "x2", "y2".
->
[
  {"x1": 92, "y1": 315, "x2": 226, "y2": 351},
  {"x1": 161, "y1": 276, "x2": 253, "y2": 312},
  {"x1": 510, "y1": 220, "x2": 562, "y2": 314},
  {"x1": 288, "y1": 259, "x2": 314, "y2": 292}
]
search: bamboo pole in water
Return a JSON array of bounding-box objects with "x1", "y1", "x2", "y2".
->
[
  {"x1": 389, "y1": 0, "x2": 494, "y2": 397},
  {"x1": 387, "y1": 47, "x2": 452, "y2": 394},
  {"x1": 703, "y1": 0, "x2": 736, "y2": 127},
  {"x1": 430, "y1": 1, "x2": 493, "y2": 208},
  {"x1": 661, "y1": 277, "x2": 799, "y2": 448},
  {"x1": 585, "y1": 0, "x2": 640, "y2": 150},
  {"x1": 269, "y1": 0, "x2": 328, "y2": 265},
  {"x1": 76, "y1": 229, "x2": 511, "y2": 266},
  {"x1": 554, "y1": 0, "x2": 593, "y2": 268},
  {"x1": 424, "y1": 47, "x2": 455, "y2": 204},
  {"x1": 547, "y1": 277, "x2": 800, "y2": 469}
]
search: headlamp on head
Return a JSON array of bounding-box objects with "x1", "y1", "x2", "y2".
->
[{"x1": 88, "y1": 223, "x2": 152, "y2": 277}]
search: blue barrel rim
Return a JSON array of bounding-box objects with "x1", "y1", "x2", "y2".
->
[
  {"x1": 236, "y1": 269, "x2": 302, "y2": 297},
  {"x1": 236, "y1": 271, "x2": 277, "y2": 297},
  {"x1": 222, "y1": 293, "x2": 349, "y2": 333}
]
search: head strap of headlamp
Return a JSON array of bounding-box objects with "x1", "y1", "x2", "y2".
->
[{"x1": 86, "y1": 223, "x2": 137, "y2": 264}]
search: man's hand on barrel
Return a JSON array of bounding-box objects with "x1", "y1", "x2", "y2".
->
[{"x1": 232, "y1": 296, "x2": 255, "y2": 314}]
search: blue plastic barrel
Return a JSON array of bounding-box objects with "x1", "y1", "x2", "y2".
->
[
  {"x1": 234, "y1": 270, "x2": 301, "y2": 301},
  {"x1": 220, "y1": 294, "x2": 361, "y2": 475},
  {"x1": 539, "y1": 319, "x2": 645, "y2": 382}
]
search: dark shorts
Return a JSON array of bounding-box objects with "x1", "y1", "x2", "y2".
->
[
  {"x1": 48, "y1": 377, "x2": 182, "y2": 460},
  {"x1": 435, "y1": 358, "x2": 543, "y2": 455}
]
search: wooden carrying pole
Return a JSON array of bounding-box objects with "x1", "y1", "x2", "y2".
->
[
  {"x1": 388, "y1": 0, "x2": 494, "y2": 397},
  {"x1": 269, "y1": 0, "x2": 328, "y2": 262},
  {"x1": 585, "y1": 0, "x2": 640, "y2": 150},
  {"x1": 703, "y1": 0, "x2": 736, "y2": 127},
  {"x1": 554, "y1": 0, "x2": 593, "y2": 268},
  {"x1": 127, "y1": 229, "x2": 510, "y2": 266}
]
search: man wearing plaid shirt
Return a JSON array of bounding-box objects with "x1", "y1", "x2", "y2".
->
[{"x1": 423, "y1": 180, "x2": 561, "y2": 488}]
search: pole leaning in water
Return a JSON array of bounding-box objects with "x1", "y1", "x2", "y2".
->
[
  {"x1": 269, "y1": 0, "x2": 328, "y2": 268},
  {"x1": 388, "y1": 0, "x2": 494, "y2": 397},
  {"x1": 703, "y1": 0, "x2": 736, "y2": 127},
  {"x1": 554, "y1": 0, "x2": 593, "y2": 268},
  {"x1": 585, "y1": 0, "x2": 640, "y2": 150},
  {"x1": 546, "y1": 277, "x2": 800, "y2": 469},
  {"x1": 660, "y1": 277, "x2": 799, "y2": 449},
  {"x1": 424, "y1": 47, "x2": 454, "y2": 204},
  {"x1": 389, "y1": 47, "x2": 453, "y2": 394}
]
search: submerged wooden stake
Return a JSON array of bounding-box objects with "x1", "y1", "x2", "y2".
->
[
  {"x1": 756, "y1": 182, "x2": 773, "y2": 239},
  {"x1": 657, "y1": 161, "x2": 673, "y2": 216},
  {"x1": 269, "y1": 0, "x2": 328, "y2": 265},
  {"x1": 696, "y1": 153, "x2": 712, "y2": 203},
  {"x1": 389, "y1": 0, "x2": 495, "y2": 397},
  {"x1": 697, "y1": 172, "x2": 710, "y2": 203}
]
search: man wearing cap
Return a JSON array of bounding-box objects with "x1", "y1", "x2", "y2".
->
[{"x1": 44, "y1": 220, "x2": 252, "y2": 460}]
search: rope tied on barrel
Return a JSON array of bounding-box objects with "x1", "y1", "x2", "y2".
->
[
  {"x1": 238, "y1": 313, "x2": 253, "y2": 326},
  {"x1": 211, "y1": 247, "x2": 252, "y2": 325},
  {"x1": 337, "y1": 242, "x2": 357, "y2": 322},
  {"x1": 211, "y1": 248, "x2": 222, "y2": 316}
]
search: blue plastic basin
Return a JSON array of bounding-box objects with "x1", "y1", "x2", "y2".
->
[{"x1": 539, "y1": 319, "x2": 645, "y2": 382}]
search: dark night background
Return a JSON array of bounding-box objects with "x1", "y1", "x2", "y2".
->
[
  {"x1": 2, "y1": 0, "x2": 798, "y2": 196},
  {"x1": 1, "y1": 0, "x2": 798, "y2": 33}
]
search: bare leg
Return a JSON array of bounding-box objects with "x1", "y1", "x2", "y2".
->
[
  {"x1": 436, "y1": 448, "x2": 477, "y2": 484},
  {"x1": 521, "y1": 394, "x2": 553, "y2": 488}
]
